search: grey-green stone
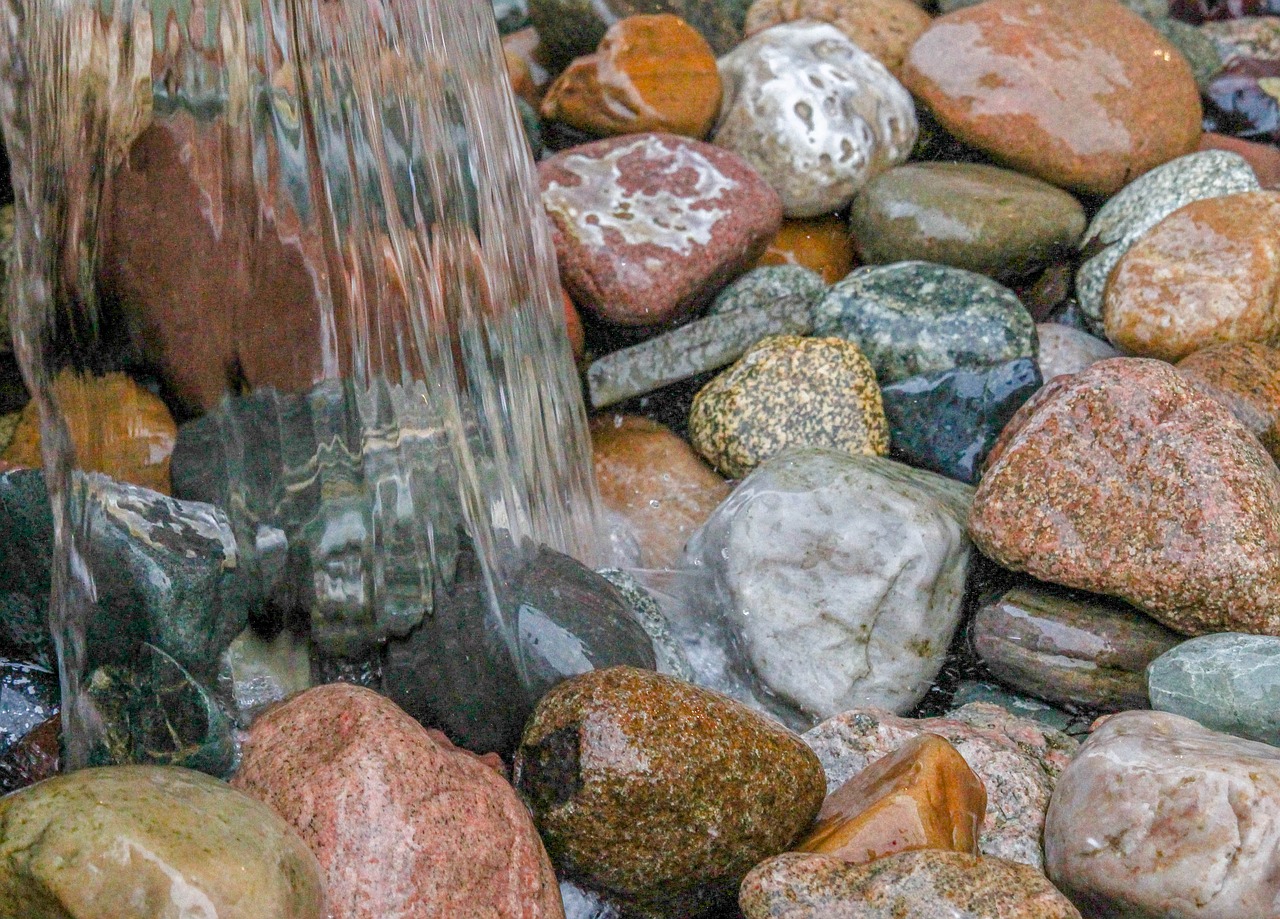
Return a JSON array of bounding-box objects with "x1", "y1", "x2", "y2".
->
[
  {"x1": 812, "y1": 262, "x2": 1036, "y2": 384},
  {"x1": 1153, "y1": 18, "x2": 1223, "y2": 90},
  {"x1": 709, "y1": 265, "x2": 826, "y2": 316},
  {"x1": 950, "y1": 681, "x2": 1086, "y2": 736},
  {"x1": 1148, "y1": 633, "x2": 1280, "y2": 746},
  {"x1": 597, "y1": 568, "x2": 693, "y2": 681}
]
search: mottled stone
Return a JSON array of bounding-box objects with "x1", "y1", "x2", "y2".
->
[
  {"x1": 1152, "y1": 16, "x2": 1225, "y2": 88},
  {"x1": 234, "y1": 684, "x2": 563, "y2": 919},
  {"x1": 813, "y1": 262, "x2": 1036, "y2": 385},
  {"x1": 1202, "y1": 14, "x2": 1280, "y2": 63},
  {"x1": 1035, "y1": 323, "x2": 1120, "y2": 381},
  {"x1": 757, "y1": 216, "x2": 858, "y2": 284},
  {"x1": 684, "y1": 449, "x2": 972, "y2": 722},
  {"x1": 515, "y1": 666, "x2": 826, "y2": 917},
  {"x1": 950, "y1": 682, "x2": 1086, "y2": 736},
  {"x1": 0, "y1": 715, "x2": 59, "y2": 795},
  {"x1": 709, "y1": 265, "x2": 827, "y2": 316},
  {"x1": 689, "y1": 336, "x2": 889, "y2": 479},
  {"x1": 528, "y1": 0, "x2": 747, "y2": 62},
  {"x1": 1178, "y1": 341, "x2": 1280, "y2": 459},
  {"x1": 0, "y1": 659, "x2": 57, "y2": 756},
  {"x1": 973, "y1": 585, "x2": 1182, "y2": 712},
  {"x1": 741, "y1": 850, "x2": 1082, "y2": 919},
  {"x1": 0, "y1": 765, "x2": 325, "y2": 919},
  {"x1": 805, "y1": 704, "x2": 1079, "y2": 869},
  {"x1": 1199, "y1": 130, "x2": 1280, "y2": 186},
  {"x1": 596, "y1": 568, "x2": 694, "y2": 680},
  {"x1": 850, "y1": 163, "x2": 1085, "y2": 283},
  {"x1": 743, "y1": 0, "x2": 932, "y2": 75},
  {"x1": 1203, "y1": 56, "x2": 1280, "y2": 143},
  {"x1": 221, "y1": 628, "x2": 312, "y2": 728},
  {"x1": 1148, "y1": 633, "x2": 1280, "y2": 745},
  {"x1": 713, "y1": 22, "x2": 917, "y2": 218},
  {"x1": 560, "y1": 880, "x2": 624, "y2": 919},
  {"x1": 1045, "y1": 710, "x2": 1280, "y2": 919},
  {"x1": 969, "y1": 359, "x2": 1280, "y2": 636}
]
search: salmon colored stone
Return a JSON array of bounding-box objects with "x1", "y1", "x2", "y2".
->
[
  {"x1": 798, "y1": 734, "x2": 986, "y2": 865},
  {"x1": 744, "y1": 0, "x2": 932, "y2": 76},
  {"x1": 1104, "y1": 191, "x2": 1280, "y2": 361},
  {"x1": 540, "y1": 15, "x2": 722, "y2": 139},
  {"x1": 1179, "y1": 341, "x2": 1280, "y2": 461},
  {"x1": 757, "y1": 216, "x2": 857, "y2": 284},
  {"x1": 4, "y1": 370, "x2": 177, "y2": 495},
  {"x1": 1199, "y1": 131, "x2": 1280, "y2": 188}
]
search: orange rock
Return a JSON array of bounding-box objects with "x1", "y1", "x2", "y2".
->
[
  {"x1": 757, "y1": 217, "x2": 857, "y2": 284},
  {"x1": 1178, "y1": 342, "x2": 1280, "y2": 461},
  {"x1": 1104, "y1": 191, "x2": 1280, "y2": 362},
  {"x1": 540, "y1": 15, "x2": 722, "y2": 139},
  {"x1": 503, "y1": 27, "x2": 556, "y2": 107},
  {"x1": 592, "y1": 414, "x2": 730, "y2": 568},
  {"x1": 4, "y1": 371, "x2": 177, "y2": 495},
  {"x1": 563, "y1": 287, "x2": 585, "y2": 361},
  {"x1": 1199, "y1": 132, "x2": 1280, "y2": 190},
  {"x1": 745, "y1": 0, "x2": 931, "y2": 76},
  {"x1": 798, "y1": 734, "x2": 986, "y2": 865}
]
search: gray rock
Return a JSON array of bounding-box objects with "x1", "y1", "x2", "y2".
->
[
  {"x1": 1148, "y1": 633, "x2": 1280, "y2": 746},
  {"x1": 713, "y1": 22, "x2": 916, "y2": 218},
  {"x1": 1152, "y1": 18, "x2": 1223, "y2": 90},
  {"x1": 1201, "y1": 16, "x2": 1280, "y2": 66},
  {"x1": 221, "y1": 628, "x2": 313, "y2": 728},
  {"x1": 709, "y1": 265, "x2": 827, "y2": 316},
  {"x1": 812, "y1": 262, "x2": 1036, "y2": 384},
  {"x1": 1036, "y1": 323, "x2": 1120, "y2": 381},
  {"x1": 950, "y1": 681, "x2": 1087, "y2": 736},
  {"x1": 597, "y1": 568, "x2": 694, "y2": 681}
]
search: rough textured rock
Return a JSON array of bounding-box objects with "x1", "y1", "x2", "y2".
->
[
  {"x1": 1147, "y1": 632, "x2": 1280, "y2": 745},
  {"x1": 970, "y1": 358, "x2": 1280, "y2": 637},
  {"x1": 1178, "y1": 341, "x2": 1280, "y2": 460},
  {"x1": 1199, "y1": 130, "x2": 1280, "y2": 186},
  {"x1": 0, "y1": 765, "x2": 325, "y2": 919},
  {"x1": 709, "y1": 265, "x2": 827, "y2": 316},
  {"x1": 233, "y1": 684, "x2": 564, "y2": 919},
  {"x1": 743, "y1": 0, "x2": 932, "y2": 75},
  {"x1": 514, "y1": 666, "x2": 826, "y2": 917},
  {"x1": 757, "y1": 216, "x2": 858, "y2": 284},
  {"x1": 0, "y1": 659, "x2": 57, "y2": 757},
  {"x1": 595, "y1": 568, "x2": 694, "y2": 680},
  {"x1": 1045, "y1": 710, "x2": 1280, "y2": 919},
  {"x1": 713, "y1": 22, "x2": 916, "y2": 218},
  {"x1": 1036, "y1": 323, "x2": 1119, "y2": 381},
  {"x1": 0, "y1": 715, "x2": 59, "y2": 795},
  {"x1": 901, "y1": 0, "x2": 1202, "y2": 196}
]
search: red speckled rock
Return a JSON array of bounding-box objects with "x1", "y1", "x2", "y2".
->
[
  {"x1": 1179, "y1": 341, "x2": 1280, "y2": 462},
  {"x1": 232, "y1": 684, "x2": 563, "y2": 919},
  {"x1": 970, "y1": 358, "x2": 1280, "y2": 637},
  {"x1": 901, "y1": 0, "x2": 1202, "y2": 196},
  {"x1": 540, "y1": 133, "x2": 783, "y2": 327}
]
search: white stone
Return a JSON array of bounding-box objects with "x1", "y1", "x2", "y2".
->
[
  {"x1": 1036, "y1": 323, "x2": 1120, "y2": 381},
  {"x1": 713, "y1": 22, "x2": 917, "y2": 218}
]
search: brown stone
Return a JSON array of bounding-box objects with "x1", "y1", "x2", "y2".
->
[
  {"x1": 540, "y1": 15, "x2": 722, "y2": 139},
  {"x1": 1103, "y1": 190, "x2": 1280, "y2": 361},
  {"x1": 0, "y1": 715, "x2": 59, "y2": 795},
  {"x1": 970, "y1": 357, "x2": 1280, "y2": 637},
  {"x1": 744, "y1": 0, "x2": 932, "y2": 76},
  {"x1": 1199, "y1": 131, "x2": 1280, "y2": 188},
  {"x1": 901, "y1": 0, "x2": 1202, "y2": 196},
  {"x1": 1179, "y1": 341, "x2": 1280, "y2": 461},
  {"x1": 505, "y1": 27, "x2": 557, "y2": 107},
  {"x1": 4, "y1": 370, "x2": 176, "y2": 495},
  {"x1": 591, "y1": 414, "x2": 730, "y2": 568},
  {"x1": 757, "y1": 216, "x2": 858, "y2": 284},
  {"x1": 562, "y1": 287, "x2": 585, "y2": 361},
  {"x1": 232, "y1": 684, "x2": 564, "y2": 919},
  {"x1": 798, "y1": 734, "x2": 985, "y2": 865}
]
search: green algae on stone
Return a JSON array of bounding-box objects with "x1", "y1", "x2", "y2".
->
[{"x1": 515, "y1": 666, "x2": 826, "y2": 918}]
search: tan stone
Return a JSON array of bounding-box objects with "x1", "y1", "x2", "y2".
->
[
  {"x1": 757, "y1": 216, "x2": 858, "y2": 284},
  {"x1": 745, "y1": 0, "x2": 931, "y2": 76},
  {"x1": 1104, "y1": 191, "x2": 1280, "y2": 361}
]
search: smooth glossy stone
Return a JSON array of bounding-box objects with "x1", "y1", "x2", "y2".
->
[
  {"x1": 756, "y1": 216, "x2": 859, "y2": 284},
  {"x1": 1178, "y1": 341, "x2": 1280, "y2": 459},
  {"x1": 1035, "y1": 323, "x2": 1119, "y2": 381},
  {"x1": 528, "y1": 0, "x2": 747, "y2": 62},
  {"x1": 1147, "y1": 632, "x2": 1280, "y2": 745},
  {"x1": 596, "y1": 568, "x2": 694, "y2": 680},
  {"x1": 0, "y1": 659, "x2": 57, "y2": 756},
  {"x1": 743, "y1": 0, "x2": 932, "y2": 75},
  {"x1": 221, "y1": 627, "x2": 312, "y2": 728},
  {"x1": 1204, "y1": 56, "x2": 1280, "y2": 142},
  {"x1": 950, "y1": 682, "x2": 1085, "y2": 736}
]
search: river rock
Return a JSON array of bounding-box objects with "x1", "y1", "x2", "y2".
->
[
  {"x1": 1204, "y1": 56, "x2": 1280, "y2": 143},
  {"x1": 689, "y1": 336, "x2": 889, "y2": 479},
  {"x1": 595, "y1": 568, "x2": 694, "y2": 680},
  {"x1": 713, "y1": 22, "x2": 917, "y2": 218},
  {"x1": 1154, "y1": 16, "x2": 1225, "y2": 88},
  {"x1": 234, "y1": 684, "x2": 563, "y2": 919},
  {"x1": 1200, "y1": 130, "x2": 1280, "y2": 185},
  {"x1": 901, "y1": 0, "x2": 1202, "y2": 196},
  {"x1": 950, "y1": 682, "x2": 1087, "y2": 736},
  {"x1": 1147, "y1": 633, "x2": 1280, "y2": 745},
  {"x1": 1178, "y1": 341, "x2": 1280, "y2": 459},
  {"x1": 0, "y1": 765, "x2": 325, "y2": 919},
  {"x1": 1202, "y1": 14, "x2": 1280, "y2": 62},
  {"x1": 1045, "y1": 710, "x2": 1280, "y2": 919},
  {"x1": 561, "y1": 880, "x2": 625, "y2": 919},
  {"x1": 741, "y1": 851, "x2": 1083, "y2": 919},
  {"x1": 813, "y1": 262, "x2": 1036, "y2": 385},
  {"x1": 973, "y1": 584, "x2": 1183, "y2": 712},
  {"x1": 971, "y1": 358, "x2": 1280, "y2": 636},
  {"x1": 540, "y1": 133, "x2": 782, "y2": 328},
  {"x1": 710, "y1": 265, "x2": 827, "y2": 316},
  {"x1": 528, "y1": 0, "x2": 747, "y2": 62},
  {"x1": 221, "y1": 627, "x2": 313, "y2": 728},
  {"x1": 685, "y1": 449, "x2": 972, "y2": 722},
  {"x1": 757, "y1": 216, "x2": 858, "y2": 284},
  {"x1": 0, "y1": 715, "x2": 59, "y2": 795},
  {"x1": 1173, "y1": 0, "x2": 1280, "y2": 20},
  {"x1": 1035, "y1": 323, "x2": 1120, "y2": 381},
  {"x1": 743, "y1": 0, "x2": 932, "y2": 75},
  {"x1": 805, "y1": 704, "x2": 1078, "y2": 869},
  {"x1": 849, "y1": 163, "x2": 1085, "y2": 283},
  {"x1": 0, "y1": 659, "x2": 57, "y2": 758},
  {"x1": 514, "y1": 666, "x2": 826, "y2": 917}
]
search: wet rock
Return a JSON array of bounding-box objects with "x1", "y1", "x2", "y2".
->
[
  {"x1": 880, "y1": 357, "x2": 1043, "y2": 485},
  {"x1": 1172, "y1": 0, "x2": 1280, "y2": 21},
  {"x1": 950, "y1": 682, "x2": 1087, "y2": 737},
  {"x1": 540, "y1": 133, "x2": 782, "y2": 328},
  {"x1": 901, "y1": 0, "x2": 1202, "y2": 196},
  {"x1": 741, "y1": 850, "x2": 1082, "y2": 919},
  {"x1": 596, "y1": 568, "x2": 694, "y2": 680},
  {"x1": 743, "y1": 0, "x2": 932, "y2": 75},
  {"x1": 1035, "y1": 323, "x2": 1119, "y2": 382},
  {"x1": 850, "y1": 163, "x2": 1085, "y2": 284},
  {"x1": 709, "y1": 264, "x2": 827, "y2": 316},
  {"x1": 0, "y1": 470, "x2": 57, "y2": 666},
  {"x1": 969, "y1": 358, "x2": 1280, "y2": 636},
  {"x1": 528, "y1": 0, "x2": 747, "y2": 62},
  {"x1": 805, "y1": 704, "x2": 1078, "y2": 869},
  {"x1": 0, "y1": 659, "x2": 58, "y2": 757},
  {"x1": 713, "y1": 22, "x2": 916, "y2": 218},
  {"x1": 221, "y1": 627, "x2": 312, "y2": 728},
  {"x1": 514, "y1": 666, "x2": 826, "y2": 918},
  {"x1": 1045, "y1": 710, "x2": 1280, "y2": 919},
  {"x1": 235, "y1": 684, "x2": 563, "y2": 919},
  {"x1": 973, "y1": 585, "x2": 1182, "y2": 712},
  {"x1": 1203, "y1": 56, "x2": 1280, "y2": 143},
  {"x1": 684, "y1": 449, "x2": 972, "y2": 722},
  {"x1": 1199, "y1": 130, "x2": 1280, "y2": 185},
  {"x1": 1152, "y1": 16, "x2": 1225, "y2": 88},
  {"x1": 0, "y1": 765, "x2": 325, "y2": 919},
  {"x1": 0, "y1": 715, "x2": 59, "y2": 795},
  {"x1": 1178, "y1": 341, "x2": 1280, "y2": 459},
  {"x1": 1147, "y1": 632, "x2": 1280, "y2": 745},
  {"x1": 494, "y1": 0, "x2": 530, "y2": 33},
  {"x1": 504, "y1": 27, "x2": 556, "y2": 106},
  {"x1": 757, "y1": 216, "x2": 858, "y2": 284},
  {"x1": 560, "y1": 880, "x2": 624, "y2": 919},
  {"x1": 1202, "y1": 14, "x2": 1280, "y2": 63},
  {"x1": 813, "y1": 262, "x2": 1036, "y2": 385}
]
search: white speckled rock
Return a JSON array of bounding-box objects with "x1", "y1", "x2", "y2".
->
[
  {"x1": 712, "y1": 21, "x2": 917, "y2": 218},
  {"x1": 1046, "y1": 710, "x2": 1280, "y2": 919},
  {"x1": 683, "y1": 447, "x2": 972, "y2": 723},
  {"x1": 1036, "y1": 323, "x2": 1120, "y2": 381}
]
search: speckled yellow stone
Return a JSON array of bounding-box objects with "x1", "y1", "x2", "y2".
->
[{"x1": 689, "y1": 334, "x2": 889, "y2": 478}]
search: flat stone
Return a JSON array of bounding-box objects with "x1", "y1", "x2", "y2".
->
[
  {"x1": 1147, "y1": 632, "x2": 1280, "y2": 745},
  {"x1": 949, "y1": 682, "x2": 1086, "y2": 736},
  {"x1": 743, "y1": 0, "x2": 932, "y2": 75},
  {"x1": 1178, "y1": 341, "x2": 1280, "y2": 460},
  {"x1": 1035, "y1": 323, "x2": 1119, "y2": 381}
]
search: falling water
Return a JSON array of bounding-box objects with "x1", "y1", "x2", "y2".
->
[{"x1": 0, "y1": 0, "x2": 603, "y2": 768}]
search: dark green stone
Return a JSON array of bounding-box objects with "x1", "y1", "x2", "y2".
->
[
  {"x1": 0, "y1": 470, "x2": 55, "y2": 666},
  {"x1": 528, "y1": 0, "x2": 745, "y2": 63}
]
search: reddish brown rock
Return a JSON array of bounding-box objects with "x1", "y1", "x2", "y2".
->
[
  {"x1": 591, "y1": 414, "x2": 730, "y2": 568},
  {"x1": 757, "y1": 216, "x2": 858, "y2": 284},
  {"x1": 901, "y1": 0, "x2": 1202, "y2": 196},
  {"x1": 232, "y1": 684, "x2": 563, "y2": 919},
  {"x1": 540, "y1": 133, "x2": 783, "y2": 327},
  {"x1": 1179, "y1": 341, "x2": 1280, "y2": 461},
  {"x1": 744, "y1": 0, "x2": 932, "y2": 76},
  {"x1": 504, "y1": 28, "x2": 557, "y2": 107},
  {"x1": 562, "y1": 288, "x2": 585, "y2": 361},
  {"x1": 0, "y1": 715, "x2": 59, "y2": 795},
  {"x1": 970, "y1": 358, "x2": 1280, "y2": 637},
  {"x1": 1199, "y1": 131, "x2": 1280, "y2": 188}
]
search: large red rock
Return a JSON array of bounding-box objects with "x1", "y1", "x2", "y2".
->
[
  {"x1": 970, "y1": 358, "x2": 1280, "y2": 637},
  {"x1": 1179, "y1": 341, "x2": 1280, "y2": 461},
  {"x1": 231, "y1": 684, "x2": 564, "y2": 919}
]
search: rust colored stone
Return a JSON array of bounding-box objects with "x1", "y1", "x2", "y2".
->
[
  {"x1": 757, "y1": 216, "x2": 857, "y2": 284},
  {"x1": 562, "y1": 287, "x2": 585, "y2": 361},
  {"x1": 0, "y1": 715, "x2": 59, "y2": 795},
  {"x1": 744, "y1": 0, "x2": 932, "y2": 75},
  {"x1": 1199, "y1": 131, "x2": 1280, "y2": 188},
  {"x1": 1179, "y1": 341, "x2": 1280, "y2": 461},
  {"x1": 798, "y1": 734, "x2": 986, "y2": 865}
]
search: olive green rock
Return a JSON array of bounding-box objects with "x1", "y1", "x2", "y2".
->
[
  {"x1": 0, "y1": 765, "x2": 326, "y2": 919},
  {"x1": 529, "y1": 0, "x2": 746, "y2": 62},
  {"x1": 850, "y1": 163, "x2": 1085, "y2": 283},
  {"x1": 514, "y1": 666, "x2": 826, "y2": 918}
]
